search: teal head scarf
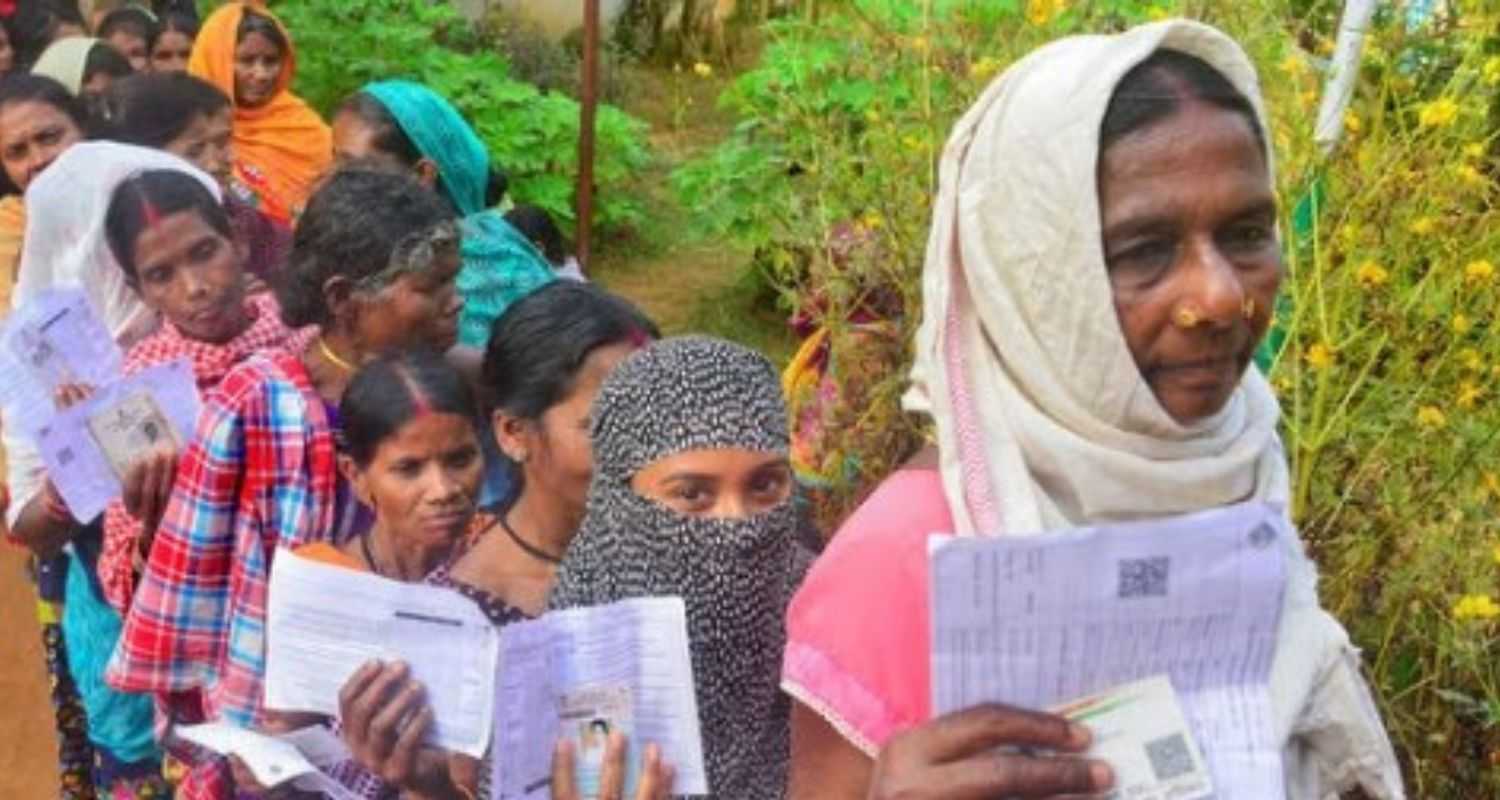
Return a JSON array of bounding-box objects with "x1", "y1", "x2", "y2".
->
[
  {"x1": 361, "y1": 80, "x2": 556, "y2": 347},
  {"x1": 364, "y1": 79, "x2": 491, "y2": 216}
]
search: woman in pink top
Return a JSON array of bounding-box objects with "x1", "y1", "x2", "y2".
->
[{"x1": 783, "y1": 20, "x2": 1403, "y2": 800}]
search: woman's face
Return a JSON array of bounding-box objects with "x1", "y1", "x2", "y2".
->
[
  {"x1": 232, "y1": 31, "x2": 282, "y2": 108},
  {"x1": 105, "y1": 30, "x2": 149, "y2": 72},
  {"x1": 151, "y1": 29, "x2": 193, "y2": 73},
  {"x1": 495, "y1": 342, "x2": 637, "y2": 520},
  {"x1": 0, "y1": 100, "x2": 83, "y2": 191},
  {"x1": 348, "y1": 412, "x2": 484, "y2": 553},
  {"x1": 632, "y1": 448, "x2": 793, "y2": 519},
  {"x1": 331, "y1": 110, "x2": 435, "y2": 190},
  {"x1": 164, "y1": 109, "x2": 234, "y2": 189},
  {"x1": 130, "y1": 208, "x2": 249, "y2": 344},
  {"x1": 351, "y1": 246, "x2": 464, "y2": 354},
  {"x1": 1099, "y1": 102, "x2": 1281, "y2": 425},
  {"x1": 0, "y1": 26, "x2": 15, "y2": 74}
]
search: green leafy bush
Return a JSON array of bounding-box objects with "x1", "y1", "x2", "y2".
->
[
  {"x1": 273, "y1": 0, "x2": 651, "y2": 231},
  {"x1": 678, "y1": 0, "x2": 1500, "y2": 793}
]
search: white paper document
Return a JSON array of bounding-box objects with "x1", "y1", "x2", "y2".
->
[
  {"x1": 34, "y1": 359, "x2": 201, "y2": 521},
  {"x1": 172, "y1": 722, "x2": 359, "y2": 800},
  {"x1": 264, "y1": 549, "x2": 499, "y2": 758},
  {"x1": 0, "y1": 289, "x2": 123, "y2": 434},
  {"x1": 491, "y1": 597, "x2": 709, "y2": 799},
  {"x1": 1050, "y1": 675, "x2": 1213, "y2": 800},
  {"x1": 929, "y1": 502, "x2": 1289, "y2": 800}
]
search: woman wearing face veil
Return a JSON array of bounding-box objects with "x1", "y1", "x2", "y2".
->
[{"x1": 549, "y1": 336, "x2": 812, "y2": 800}]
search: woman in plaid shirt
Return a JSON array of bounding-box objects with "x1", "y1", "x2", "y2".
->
[{"x1": 108, "y1": 169, "x2": 466, "y2": 798}]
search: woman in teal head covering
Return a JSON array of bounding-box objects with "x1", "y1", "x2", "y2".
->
[{"x1": 332, "y1": 80, "x2": 555, "y2": 347}]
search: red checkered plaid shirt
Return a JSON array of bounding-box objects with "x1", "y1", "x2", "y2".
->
[{"x1": 98, "y1": 292, "x2": 306, "y2": 615}]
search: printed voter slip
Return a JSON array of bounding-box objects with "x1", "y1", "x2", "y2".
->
[
  {"x1": 1050, "y1": 675, "x2": 1213, "y2": 800},
  {"x1": 562, "y1": 685, "x2": 636, "y2": 798}
]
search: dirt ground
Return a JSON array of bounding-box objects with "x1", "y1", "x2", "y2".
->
[{"x1": 0, "y1": 485, "x2": 62, "y2": 797}]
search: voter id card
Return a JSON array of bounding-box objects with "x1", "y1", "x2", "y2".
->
[{"x1": 1050, "y1": 675, "x2": 1213, "y2": 800}]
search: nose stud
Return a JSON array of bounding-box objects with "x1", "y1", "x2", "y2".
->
[
  {"x1": 1242, "y1": 297, "x2": 1257, "y2": 320},
  {"x1": 1174, "y1": 306, "x2": 1202, "y2": 329}
]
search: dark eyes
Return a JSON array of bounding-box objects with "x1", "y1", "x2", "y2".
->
[{"x1": 189, "y1": 238, "x2": 220, "y2": 263}]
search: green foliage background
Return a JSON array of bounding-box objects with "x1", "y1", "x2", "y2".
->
[
  {"x1": 677, "y1": 0, "x2": 1500, "y2": 794},
  {"x1": 265, "y1": 0, "x2": 652, "y2": 231}
]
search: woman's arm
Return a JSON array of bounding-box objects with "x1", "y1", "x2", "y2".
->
[{"x1": 789, "y1": 700, "x2": 874, "y2": 799}]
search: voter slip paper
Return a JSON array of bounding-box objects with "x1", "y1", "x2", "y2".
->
[
  {"x1": 929, "y1": 502, "x2": 1292, "y2": 800},
  {"x1": 1051, "y1": 675, "x2": 1212, "y2": 800}
]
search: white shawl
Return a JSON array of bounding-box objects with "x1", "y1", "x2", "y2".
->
[{"x1": 906, "y1": 20, "x2": 1402, "y2": 798}]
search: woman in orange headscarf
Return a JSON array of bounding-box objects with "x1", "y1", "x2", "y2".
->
[{"x1": 188, "y1": 2, "x2": 330, "y2": 225}]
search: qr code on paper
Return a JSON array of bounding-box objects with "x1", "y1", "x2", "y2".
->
[
  {"x1": 1144, "y1": 732, "x2": 1195, "y2": 782},
  {"x1": 1117, "y1": 556, "x2": 1170, "y2": 598}
]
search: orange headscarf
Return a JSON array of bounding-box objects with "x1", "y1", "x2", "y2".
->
[{"x1": 189, "y1": 3, "x2": 331, "y2": 225}]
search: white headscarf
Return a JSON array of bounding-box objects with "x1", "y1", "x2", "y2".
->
[
  {"x1": 907, "y1": 20, "x2": 1403, "y2": 797},
  {"x1": 906, "y1": 20, "x2": 1286, "y2": 537},
  {"x1": 31, "y1": 37, "x2": 103, "y2": 96},
  {"x1": 5, "y1": 142, "x2": 221, "y2": 523}
]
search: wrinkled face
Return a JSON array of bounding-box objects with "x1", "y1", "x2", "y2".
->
[
  {"x1": 0, "y1": 100, "x2": 83, "y2": 191},
  {"x1": 232, "y1": 31, "x2": 281, "y2": 108},
  {"x1": 130, "y1": 209, "x2": 250, "y2": 344},
  {"x1": 105, "y1": 30, "x2": 149, "y2": 72},
  {"x1": 349, "y1": 412, "x2": 483, "y2": 552},
  {"x1": 632, "y1": 448, "x2": 793, "y2": 519},
  {"x1": 0, "y1": 26, "x2": 14, "y2": 74},
  {"x1": 1099, "y1": 102, "x2": 1281, "y2": 425},
  {"x1": 494, "y1": 342, "x2": 636, "y2": 520},
  {"x1": 150, "y1": 30, "x2": 194, "y2": 74},
  {"x1": 350, "y1": 247, "x2": 464, "y2": 355},
  {"x1": 164, "y1": 110, "x2": 233, "y2": 189}
]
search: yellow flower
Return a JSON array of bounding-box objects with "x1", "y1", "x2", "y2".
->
[
  {"x1": 1344, "y1": 111, "x2": 1362, "y2": 135},
  {"x1": 1466, "y1": 260, "x2": 1496, "y2": 284},
  {"x1": 968, "y1": 56, "x2": 1002, "y2": 81},
  {"x1": 1409, "y1": 217, "x2": 1436, "y2": 236},
  {"x1": 1417, "y1": 405, "x2": 1447, "y2": 429},
  {"x1": 1485, "y1": 56, "x2": 1500, "y2": 86},
  {"x1": 1458, "y1": 164, "x2": 1485, "y2": 186},
  {"x1": 1465, "y1": 143, "x2": 1487, "y2": 160},
  {"x1": 692, "y1": 61, "x2": 713, "y2": 78},
  {"x1": 861, "y1": 211, "x2": 885, "y2": 230},
  {"x1": 1315, "y1": 37, "x2": 1335, "y2": 56},
  {"x1": 1492, "y1": 542, "x2": 1500, "y2": 565},
  {"x1": 1452, "y1": 594, "x2": 1500, "y2": 621},
  {"x1": 1482, "y1": 472, "x2": 1500, "y2": 500},
  {"x1": 1026, "y1": 0, "x2": 1066, "y2": 26},
  {"x1": 1355, "y1": 260, "x2": 1389, "y2": 288},
  {"x1": 1459, "y1": 381, "x2": 1484, "y2": 410},
  {"x1": 909, "y1": 36, "x2": 929, "y2": 53},
  {"x1": 1453, "y1": 314, "x2": 1473, "y2": 335},
  {"x1": 1419, "y1": 97, "x2": 1460, "y2": 128},
  {"x1": 1145, "y1": 5, "x2": 1170, "y2": 21},
  {"x1": 1305, "y1": 343, "x2": 1334, "y2": 369},
  {"x1": 901, "y1": 134, "x2": 924, "y2": 152},
  {"x1": 1278, "y1": 53, "x2": 1305, "y2": 77},
  {"x1": 1460, "y1": 348, "x2": 1485, "y2": 372}
]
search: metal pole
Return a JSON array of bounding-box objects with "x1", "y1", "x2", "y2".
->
[{"x1": 577, "y1": 0, "x2": 600, "y2": 274}]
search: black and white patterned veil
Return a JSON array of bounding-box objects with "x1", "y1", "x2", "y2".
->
[{"x1": 549, "y1": 336, "x2": 810, "y2": 799}]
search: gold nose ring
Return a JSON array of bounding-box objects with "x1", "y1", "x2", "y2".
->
[
  {"x1": 1174, "y1": 306, "x2": 1201, "y2": 328},
  {"x1": 1243, "y1": 297, "x2": 1257, "y2": 320}
]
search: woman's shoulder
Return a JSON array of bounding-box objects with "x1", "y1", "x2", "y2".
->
[{"x1": 206, "y1": 348, "x2": 312, "y2": 414}]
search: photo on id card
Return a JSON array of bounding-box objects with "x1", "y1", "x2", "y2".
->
[
  {"x1": 86, "y1": 391, "x2": 179, "y2": 481},
  {"x1": 560, "y1": 685, "x2": 635, "y2": 798}
]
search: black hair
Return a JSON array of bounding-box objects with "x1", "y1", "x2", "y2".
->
[
  {"x1": 1100, "y1": 49, "x2": 1266, "y2": 157},
  {"x1": 151, "y1": 1, "x2": 199, "y2": 21},
  {"x1": 11, "y1": 0, "x2": 86, "y2": 69},
  {"x1": 82, "y1": 40, "x2": 134, "y2": 88},
  {"x1": 236, "y1": 9, "x2": 288, "y2": 57},
  {"x1": 341, "y1": 349, "x2": 480, "y2": 468},
  {"x1": 482, "y1": 281, "x2": 659, "y2": 419},
  {"x1": 102, "y1": 72, "x2": 228, "y2": 148},
  {"x1": 338, "y1": 90, "x2": 509, "y2": 209},
  {"x1": 154, "y1": 10, "x2": 200, "y2": 43},
  {"x1": 503, "y1": 204, "x2": 569, "y2": 266},
  {"x1": 98, "y1": 7, "x2": 160, "y2": 50},
  {"x1": 275, "y1": 169, "x2": 457, "y2": 328},
  {"x1": 0, "y1": 73, "x2": 93, "y2": 195},
  {"x1": 105, "y1": 169, "x2": 233, "y2": 281}
]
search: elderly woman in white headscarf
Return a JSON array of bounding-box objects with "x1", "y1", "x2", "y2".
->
[{"x1": 782, "y1": 19, "x2": 1404, "y2": 800}]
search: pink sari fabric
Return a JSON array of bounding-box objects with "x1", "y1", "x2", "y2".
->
[{"x1": 781, "y1": 467, "x2": 954, "y2": 754}]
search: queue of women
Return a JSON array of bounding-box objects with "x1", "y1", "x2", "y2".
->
[{"x1": 0, "y1": 3, "x2": 1409, "y2": 799}]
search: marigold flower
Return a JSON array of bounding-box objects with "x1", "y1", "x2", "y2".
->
[
  {"x1": 1305, "y1": 343, "x2": 1334, "y2": 369},
  {"x1": 1278, "y1": 53, "x2": 1304, "y2": 77},
  {"x1": 1417, "y1": 405, "x2": 1447, "y2": 429},
  {"x1": 1465, "y1": 143, "x2": 1487, "y2": 160},
  {"x1": 1355, "y1": 260, "x2": 1388, "y2": 288},
  {"x1": 1452, "y1": 594, "x2": 1500, "y2": 621},
  {"x1": 1458, "y1": 381, "x2": 1484, "y2": 410},
  {"x1": 1466, "y1": 260, "x2": 1495, "y2": 284},
  {"x1": 1458, "y1": 165, "x2": 1485, "y2": 186},
  {"x1": 1026, "y1": 0, "x2": 1065, "y2": 26},
  {"x1": 692, "y1": 61, "x2": 713, "y2": 78},
  {"x1": 1419, "y1": 97, "x2": 1460, "y2": 128}
]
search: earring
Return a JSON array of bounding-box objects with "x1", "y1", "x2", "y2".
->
[
  {"x1": 1242, "y1": 297, "x2": 1257, "y2": 320},
  {"x1": 1173, "y1": 305, "x2": 1201, "y2": 329}
]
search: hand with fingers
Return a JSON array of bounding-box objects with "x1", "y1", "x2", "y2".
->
[
  {"x1": 552, "y1": 731, "x2": 675, "y2": 800},
  {"x1": 866, "y1": 703, "x2": 1114, "y2": 800},
  {"x1": 338, "y1": 660, "x2": 467, "y2": 798},
  {"x1": 122, "y1": 443, "x2": 178, "y2": 539}
]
